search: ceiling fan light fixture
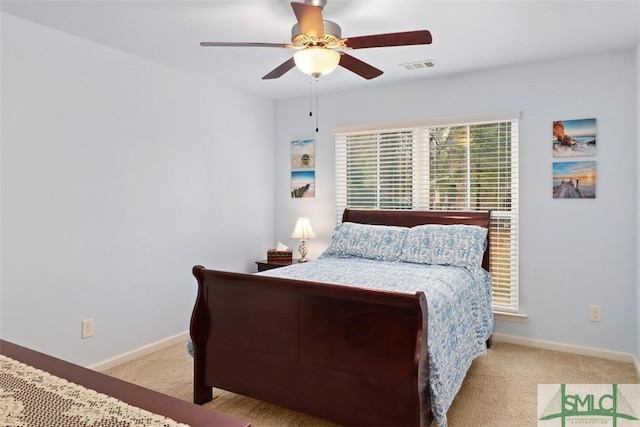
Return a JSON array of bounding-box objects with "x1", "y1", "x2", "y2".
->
[
  {"x1": 201, "y1": 1, "x2": 433, "y2": 82},
  {"x1": 294, "y1": 48, "x2": 340, "y2": 79}
]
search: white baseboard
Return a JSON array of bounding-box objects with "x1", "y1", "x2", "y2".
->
[
  {"x1": 492, "y1": 333, "x2": 639, "y2": 376},
  {"x1": 88, "y1": 331, "x2": 189, "y2": 372}
]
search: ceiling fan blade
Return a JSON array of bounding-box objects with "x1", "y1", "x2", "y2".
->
[
  {"x1": 200, "y1": 42, "x2": 290, "y2": 48},
  {"x1": 262, "y1": 57, "x2": 297, "y2": 80},
  {"x1": 290, "y1": 2, "x2": 324, "y2": 39},
  {"x1": 344, "y1": 30, "x2": 432, "y2": 49},
  {"x1": 339, "y1": 53, "x2": 383, "y2": 80}
]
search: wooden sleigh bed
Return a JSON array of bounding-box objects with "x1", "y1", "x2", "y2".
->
[{"x1": 190, "y1": 209, "x2": 493, "y2": 427}]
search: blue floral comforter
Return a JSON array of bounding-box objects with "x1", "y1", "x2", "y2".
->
[{"x1": 258, "y1": 257, "x2": 493, "y2": 427}]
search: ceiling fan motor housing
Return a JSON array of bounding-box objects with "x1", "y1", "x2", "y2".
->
[
  {"x1": 291, "y1": 20, "x2": 343, "y2": 48},
  {"x1": 305, "y1": 0, "x2": 327, "y2": 9}
]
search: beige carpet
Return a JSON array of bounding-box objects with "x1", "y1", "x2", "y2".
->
[{"x1": 104, "y1": 341, "x2": 638, "y2": 427}]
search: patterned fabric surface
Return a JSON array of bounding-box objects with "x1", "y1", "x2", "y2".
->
[
  {"x1": 400, "y1": 224, "x2": 488, "y2": 269},
  {"x1": 258, "y1": 257, "x2": 493, "y2": 427},
  {"x1": 0, "y1": 354, "x2": 189, "y2": 427},
  {"x1": 320, "y1": 222, "x2": 408, "y2": 262},
  {"x1": 186, "y1": 339, "x2": 195, "y2": 358}
]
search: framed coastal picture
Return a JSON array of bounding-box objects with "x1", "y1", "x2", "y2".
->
[
  {"x1": 291, "y1": 139, "x2": 315, "y2": 198},
  {"x1": 291, "y1": 170, "x2": 315, "y2": 198},
  {"x1": 552, "y1": 161, "x2": 596, "y2": 199},
  {"x1": 291, "y1": 139, "x2": 315, "y2": 169},
  {"x1": 552, "y1": 118, "x2": 597, "y2": 158}
]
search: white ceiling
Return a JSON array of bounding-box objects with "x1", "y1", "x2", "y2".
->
[{"x1": 2, "y1": 0, "x2": 639, "y2": 100}]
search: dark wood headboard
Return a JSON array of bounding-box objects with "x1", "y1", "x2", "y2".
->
[{"x1": 341, "y1": 208, "x2": 492, "y2": 271}]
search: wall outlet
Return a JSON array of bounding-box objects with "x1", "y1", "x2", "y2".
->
[
  {"x1": 81, "y1": 319, "x2": 94, "y2": 339},
  {"x1": 588, "y1": 305, "x2": 601, "y2": 322}
]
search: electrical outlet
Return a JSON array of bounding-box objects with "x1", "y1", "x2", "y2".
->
[
  {"x1": 589, "y1": 305, "x2": 601, "y2": 322},
  {"x1": 81, "y1": 319, "x2": 94, "y2": 339}
]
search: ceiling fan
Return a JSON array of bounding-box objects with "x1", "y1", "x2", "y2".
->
[{"x1": 200, "y1": 0, "x2": 432, "y2": 81}]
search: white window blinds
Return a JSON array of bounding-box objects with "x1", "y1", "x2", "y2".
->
[{"x1": 335, "y1": 116, "x2": 519, "y2": 313}]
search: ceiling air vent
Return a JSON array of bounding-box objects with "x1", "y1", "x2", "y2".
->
[{"x1": 400, "y1": 60, "x2": 437, "y2": 71}]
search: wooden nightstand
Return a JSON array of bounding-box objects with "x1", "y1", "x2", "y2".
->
[{"x1": 255, "y1": 259, "x2": 299, "y2": 272}]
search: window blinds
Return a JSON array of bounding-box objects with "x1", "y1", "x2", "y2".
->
[{"x1": 335, "y1": 117, "x2": 519, "y2": 313}]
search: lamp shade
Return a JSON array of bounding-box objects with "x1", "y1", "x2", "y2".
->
[
  {"x1": 291, "y1": 217, "x2": 317, "y2": 240},
  {"x1": 293, "y1": 48, "x2": 340, "y2": 78}
]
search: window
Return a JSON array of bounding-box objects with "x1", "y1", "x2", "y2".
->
[{"x1": 335, "y1": 114, "x2": 519, "y2": 313}]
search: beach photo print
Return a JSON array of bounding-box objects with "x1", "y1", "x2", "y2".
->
[
  {"x1": 290, "y1": 138, "x2": 315, "y2": 198},
  {"x1": 291, "y1": 139, "x2": 315, "y2": 169},
  {"x1": 552, "y1": 118, "x2": 596, "y2": 158},
  {"x1": 552, "y1": 161, "x2": 596, "y2": 199},
  {"x1": 291, "y1": 170, "x2": 315, "y2": 198}
]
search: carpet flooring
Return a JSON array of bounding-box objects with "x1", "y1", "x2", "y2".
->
[{"x1": 104, "y1": 340, "x2": 638, "y2": 427}]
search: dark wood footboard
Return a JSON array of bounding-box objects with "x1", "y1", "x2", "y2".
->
[{"x1": 190, "y1": 266, "x2": 431, "y2": 427}]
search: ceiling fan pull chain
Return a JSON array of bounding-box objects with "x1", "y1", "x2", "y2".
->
[
  {"x1": 309, "y1": 80, "x2": 313, "y2": 118},
  {"x1": 315, "y1": 79, "x2": 319, "y2": 133}
]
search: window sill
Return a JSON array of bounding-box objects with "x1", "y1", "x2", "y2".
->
[{"x1": 494, "y1": 310, "x2": 528, "y2": 323}]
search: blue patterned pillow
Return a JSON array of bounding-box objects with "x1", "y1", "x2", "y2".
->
[
  {"x1": 320, "y1": 222, "x2": 408, "y2": 262},
  {"x1": 400, "y1": 224, "x2": 487, "y2": 269}
]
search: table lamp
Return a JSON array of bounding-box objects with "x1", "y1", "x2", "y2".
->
[{"x1": 290, "y1": 217, "x2": 316, "y2": 262}]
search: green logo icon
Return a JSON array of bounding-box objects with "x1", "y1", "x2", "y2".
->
[{"x1": 539, "y1": 384, "x2": 639, "y2": 426}]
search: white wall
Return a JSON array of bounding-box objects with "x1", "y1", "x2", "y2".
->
[
  {"x1": 0, "y1": 14, "x2": 275, "y2": 366},
  {"x1": 275, "y1": 50, "x2": 637, "y2": 355},
  {"x1": 636, "y1": 42, "x2": 640, "y2": 362},
  {"x1": 0, "y1": 9, "x2": 4, "y2": 343}
]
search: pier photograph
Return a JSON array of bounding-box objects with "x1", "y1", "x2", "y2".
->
[
  {"x1": 291, "y1": 170, "x2": 315, "y2": 198},
  {"x1": 552, "y1": 161, "x2": 596, "y2": 199}
]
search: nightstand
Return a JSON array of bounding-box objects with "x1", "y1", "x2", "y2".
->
[{"x1": 255, "y1": 259, "x2": 299, "y2": 272}]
